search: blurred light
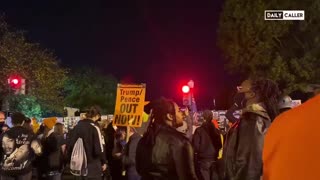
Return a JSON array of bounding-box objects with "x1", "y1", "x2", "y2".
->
[
  {"x1": 8, "y1": 75, "x2": 22, "y2": 89},
  {"x1": 12, "y1": 79, "x2": 19, "y2": 85},
  {"x1": 182, "y1": 85, "x2": 190, "y2": 93}
]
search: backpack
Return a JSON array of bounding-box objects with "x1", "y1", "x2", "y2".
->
[{"x1": 70, "y1": 138, "x2": 88, "y2": 176}]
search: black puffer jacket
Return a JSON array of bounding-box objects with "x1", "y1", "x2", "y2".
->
[
  {"x1": 136, "y1": 124, "x2": 198, "y2": 180},
  {"x1": 223, "y1": 104, "x2": 271, "y2": 180}
]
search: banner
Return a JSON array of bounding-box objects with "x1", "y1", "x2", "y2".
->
[
  {"x1": 63, "y1": 117, "x2": 80, "y2": 129},
  {"x1": 113, "y1": 84, "x2": 146, "y2": 127}
]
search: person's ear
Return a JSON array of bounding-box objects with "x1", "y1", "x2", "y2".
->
[{"x1": 166, "y1": 113, "x2": 174, "y2": 121}]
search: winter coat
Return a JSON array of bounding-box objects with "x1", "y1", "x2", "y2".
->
[
  {"x1": 223, "y1": 103, "x2": 271, "y2": 180},
  {"x1": 192, "y1": 122, "x2": 222, "y2": 160},
  {"x1": 136, "y1": 124, "x2": 198, "y2": 180}
]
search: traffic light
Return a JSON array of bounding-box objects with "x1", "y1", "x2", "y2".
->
[
  {"x1": 8, "y1": 75, "x2": 26, "y2": 94},
  {"x1": 9, "y1": 77, "x2": 22, "y2": 89},
  {"x1": 182, "y1": 85, "x2": 190, "y2": 93},
  {"x1": 182, "y1": 85, "x2": 191, "y2": 106}
]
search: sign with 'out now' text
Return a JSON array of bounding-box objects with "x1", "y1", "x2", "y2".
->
[{"x1": 113, "y1": 84, "x2": 146, "y2": 127}]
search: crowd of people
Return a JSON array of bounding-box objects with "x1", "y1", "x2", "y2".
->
[{"x1": 0, "y1": 78, "x2": 319, "y2": 180}]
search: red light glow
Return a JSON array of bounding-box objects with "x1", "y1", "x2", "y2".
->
[
  {"x1": 12, "y1": 79, "x2": 19, "y2": 85},
  {"x1": 182, "y1": 85, "x2": 190, "y2": 93}
]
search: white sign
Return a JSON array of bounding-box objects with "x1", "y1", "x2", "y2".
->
[{"x1": 265, "y1": 10, "x2": 305, "y2": 20}]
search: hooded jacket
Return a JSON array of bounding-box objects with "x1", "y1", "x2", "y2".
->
[{"x1": 223, "y1": 103, "x2": 270, "y2": 180}]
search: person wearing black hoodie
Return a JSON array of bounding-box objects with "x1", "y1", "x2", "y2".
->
[
  {"x1": 192, "y1": 110, "x2": 222, "y2": 180},
  {"x1": 67, "y1": 106, "x2": 106, "y2": 180}
]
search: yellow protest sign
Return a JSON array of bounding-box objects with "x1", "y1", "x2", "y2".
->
[{"x1": 113, "y1": 84, "x2": 146, "y2": 127}]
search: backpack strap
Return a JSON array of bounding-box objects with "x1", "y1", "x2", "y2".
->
[{"x1": 91, "y1": 123, "x2": 104, "y2": 153}]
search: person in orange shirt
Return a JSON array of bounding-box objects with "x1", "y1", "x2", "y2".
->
[{"x1": 263, "y1": 94, "x2": 320, "y2": 180}]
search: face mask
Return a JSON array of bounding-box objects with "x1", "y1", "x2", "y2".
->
[{"x1": 234, "y1": 92, "x2": 247, "y2": 108}]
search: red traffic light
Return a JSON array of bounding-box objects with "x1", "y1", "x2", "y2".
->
[
  {"x1": 182, "y1": 85, "x2": 190, "y2": 93},
  {"x1": 8, "y1": 76, "x2": 22, "y2": 89},
  {"x1": 11, "y1": 79, "x2": 19, "y2": 85}
]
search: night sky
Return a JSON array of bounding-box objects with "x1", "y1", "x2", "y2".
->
[{"x1": 1, "y1": 0, "x2": 242, "y2": 110}]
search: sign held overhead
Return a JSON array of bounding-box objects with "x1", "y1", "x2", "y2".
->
[{"x1": 113, "y1": 84, "x2": 146, "y2": 127}]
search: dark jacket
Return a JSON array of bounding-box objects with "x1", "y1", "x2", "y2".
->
[
  {"x1": 123, "y1": 132, "x2": 142, "y2": 178},
  {"x1": 136, "y1": 124, "x2": 198, "y2": 180},
  {"x1": 38, "y1": 131, "x2": 65, "y2": 174},
  {"x1": 192, "y1": 122, "x2": 222, "y2": 160},
  {"x1": 104, "y1": 123, "x2": 115, "y2": 166},
  {"x1": 223, "y1": 104, "x2": 270, "y2": 180},
  {"x1": 67, "y1": 119, "x2": 104, "y2": 178}
]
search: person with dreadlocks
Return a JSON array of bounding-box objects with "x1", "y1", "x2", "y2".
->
[
  {"x1": 136, "y1": 97, "x2": 198, "y2": 180},
  {"x1": 223, "y1": 79, "x2": 280, "y2": 180}
]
